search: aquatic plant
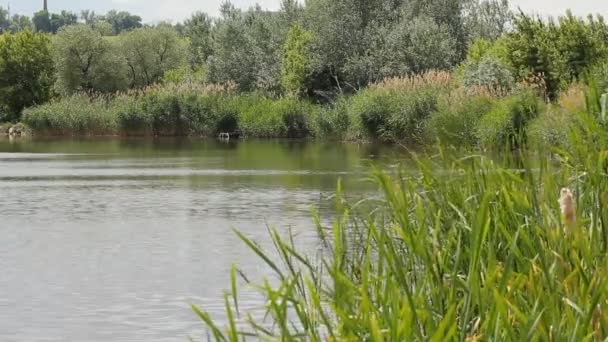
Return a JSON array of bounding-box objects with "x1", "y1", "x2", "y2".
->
[{"x1": 194, "y1": 138, "x2": 608, "y2": 340}]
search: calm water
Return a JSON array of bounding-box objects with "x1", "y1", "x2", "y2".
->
[{"x1": 0, "y1": 137, "x2": 405, "y2": 341}]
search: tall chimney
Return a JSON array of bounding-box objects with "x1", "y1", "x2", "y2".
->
[{"x1": 43, "y1": 0, "x2": 48, "y2": 11}]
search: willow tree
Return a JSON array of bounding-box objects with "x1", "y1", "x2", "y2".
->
[{"x1": 52, "y1": 24, "x2": 128, "y2": 94}]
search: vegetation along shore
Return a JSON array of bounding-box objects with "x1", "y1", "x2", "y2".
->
[
  {"x1": 1, "y1": 0, "x2": 608, "y2": 340},
  {"x1": 0, "y1": 0, "x2": 602, "y2": 150}
]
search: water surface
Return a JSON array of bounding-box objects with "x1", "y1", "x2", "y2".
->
[{"x1": 0, "y1": 137, "x2": 405, "y2": 341}]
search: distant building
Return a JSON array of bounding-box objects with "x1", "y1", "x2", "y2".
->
[{"x1": 44, "y1": 0, "x2": 48, "y2": 11}]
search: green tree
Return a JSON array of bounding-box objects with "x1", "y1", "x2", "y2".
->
[
  {"x1": 53, "y1": 24, "x2": 128, "y2": 94},
  {"x1": 464, "y1": 0, "x2": 512, "y2": 41},
  {"x1": 402, "y1": 0, "x2": 469, "y2": 58},
  {"x1": 104, "y1": 10, "x2": 142, "y2": 35},
  {"x1": 80, "y1": 10, "x2": 99, "y2": 25},
  {"x1": 0, "y1": 7, "x2": 10, "y2": 33},
  {"x1": 205, "y1": 4, "x2": 288, "y2": 92},
  {"x1": 9, "y1": 15, "x2": 34, "y2": 33},
  {"x1": 33, "y1": 10, "x2": 51, "y2": 33},
  {"x1": 184, "y1": 12, "x2": 214, "y2": 66},
  {"x1": 554, "y1": 12, "x2": 608, "y2": 80},
  {"x1": 0, "y1": 31, "x2": 54, "y2": 121},
  {"x1": 281, "y1": 23, "x2": 313, "y2": 96},
  {"x1": 505, "y1": 12, "x2": 608, "y2": 99},
  {"x1": 50, "y1": 11, "x2": 78, "y2": 33},
  {"x1": 119, "y1": 27, "x2": 187, "y2": 87},
  {"x1": 305, "y1": 0, "x2": 366, "y2": 92}
]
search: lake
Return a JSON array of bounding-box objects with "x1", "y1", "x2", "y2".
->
[{"x1": 0, "y1": 137, "x2": 405, "y2": 341}]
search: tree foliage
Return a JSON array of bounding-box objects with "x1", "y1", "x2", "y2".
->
[
  {"x1": 281, "y1": 23, "x2": 313, "y2": 96},
  {"x1": 184, "y1": 12, "x2": 214, "y2": 66},
  {"x1": 120, "y1": 27, "x2": 187, "y2": 88},
  {"x1": 53, "y1": 25, "x2": 127, "y2": 94},
  {"x1": 505, "y1": 12, "x2": 608, "y2": 99},
  {"x1": 33, "y1": 10, "x2": 52, "y2": 33},
  {"x1": 104, "y1": 10, "x2": 143, "y2": 35},
  {"x1": 0, "y1": 31, "x2": 54, "y2": 121}
]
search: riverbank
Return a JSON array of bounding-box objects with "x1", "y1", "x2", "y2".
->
[{"x1": 15, "y1": 72, "x2": 604, "y2": 153}]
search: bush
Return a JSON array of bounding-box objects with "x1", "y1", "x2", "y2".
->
[
  {"x1": 117, "y1": 83, "x2": 237, "y2": 137},
  {"x1": 237, "y1": 95, "x2": 316, "y2": 138},
  {"x1": 0, "y1": 122, "x2": 11, "y2": 134},
  {"x1": 311, "y1": 97, "x2": 350, "y2": 140},
  {"x1": 425, "y1": 89, "x2": 496, "y2": 146},
  {"x1": 22, "y1": 95, "x2": 119, "y2": 135},
  {"x1": 462, "y1": 56, "x2": 515, "y2": 95},
  {"x1": 589, "y1": 62, "x2": 608, "y2": 93},
  {"x1": 476, "y1": 89, "x2": 541, "y2": 148},
  {"x1": 529, "y1": 83, "x2": 608, "y2": 152},
  {"x1": 346, "y1": 71, "x2": 453, "y2": 142}
]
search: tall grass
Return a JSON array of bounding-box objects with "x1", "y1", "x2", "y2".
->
[
  {"x1": 345, "y1": 71, "x2": 453, "y2": 142},
  {"x1": 193, "y1": 77, "x2": 608, "y2": 339},
  {"x1": 194, "y1": 132, "x2": 608, "y2": 340},
  {"x1": 425, "y1": 88, "x2": 497, "y2": 146},
  {"x1": 22, "y1": 84, "x2": 318, "y2": 138},
  {"x1": 22, "y1": 94, "x2": 119, "y2": 135}
]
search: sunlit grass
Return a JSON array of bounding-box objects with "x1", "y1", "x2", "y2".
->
[{"x1": 193, "y1": 108, "x2": 608, "y2": 340}]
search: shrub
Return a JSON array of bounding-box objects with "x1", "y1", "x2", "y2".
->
[
  {"x1": 237, "y1": 95, "x2": 316, "y2": 138},
  {"x1": 115, "y1": 83, "x2": 237, "y2": 136},
  {"x1": 22, "y1": 94, "x2": 119, "y2": 135},
  {"x1": 476, "y1": 89, "x2": 541, "y2": 148},
  {"x1": 347, "y1": 71, "x2": 453, "y2": 142},
  {"x1": 311, "y1": 98, "x2": 350, "y2": 140},
  {"x1": 113, "y1": 94, "x2": 151, "y2": 136},
  {"x1": 0, "y1": 122, "x2": 11, "y2": 134},
  {"x1": 425, "y1": 89, "x2": 496, "y2": 146},
  {"x1": 462, "y1": 56, "x2": 515, "y2": 95},
  {"x1": 530, "y1": 83, "x2": 608, "y2": 152}
]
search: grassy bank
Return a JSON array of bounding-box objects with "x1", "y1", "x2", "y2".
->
[
  {"x1": 193, "y1": 108, "x2": 608, "y2": 339},
  {"x1": 21, "y1": 83, "x2": 321, "y2": 139},
  {"x1": 13, "y1": 72, "x2": 511, "y2": 143},
  {"x1": 19, "y1": 70, "x2": 606, "y2": 150}
]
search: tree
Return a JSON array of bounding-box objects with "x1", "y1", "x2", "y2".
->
[
  {"x1": 184, "y1": 12, "x2": 214, "y2": 66},
  {"x1": 119, "y1": 27, "x2": 187, "y2": 87},
  {"x1": 464, "y1": 0, "x2": 512, "y2": 41},
  {"x1": 0, "y1": 7, "x2": 10, "y2": 33},
  {"x1": 53, "y1": 25, "x2": 128, "y2": 94},
  {"x1": 281, "y1": 23, "x2": 313, "y2": 96},
  {"x1": 80, "y1": 10, "x2": 99, "y2": 25},
  {"x1": 9, "y1": 15, "x2": 34, "y2": 33},
  {"x1": 402, "y1": 0, "x2": 469, "y2": 58},
  {"x1": 206, "y1": 8, "x2": 258, "y2": 90},
  {"x1": 555, "y1": 12, "x2": 608, "y2": 80},
  {"x1": 0, "y1": 31, "x2": 54, "y2": 121},
  {"x1": 33, "y1": 10, "x2": 51, "y2": 33},
  {"x1": 305, "y1": 0, "x2": 366, "y2": 92},
  {"x1": 402, "y1": 16, "x2": 460, "y2": 73},
  {"x1": 104, "y1": 10, "x2": 142, "y2": 35},
  {"x1": 505, "y1": 12, "x2": 608, "y2": 99},
  {"x1": 50, "y1": 11, "x2": 78, "y2": 33}
]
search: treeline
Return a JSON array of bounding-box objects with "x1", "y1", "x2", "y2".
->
[
  {"x1": 0, "y1": 8, "x2": 143, "y2": 35},
  {"x1": 1, "y1": 0, "x2": 608, "y2": 147},
  {"x1": 0, "y1": 0, "x2": 514, "y2": 121}
]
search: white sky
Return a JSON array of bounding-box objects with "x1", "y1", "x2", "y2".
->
[{"x1": 2, "y1": 0, "x2": 607, "y2": 22}]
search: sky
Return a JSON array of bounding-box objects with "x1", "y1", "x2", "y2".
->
[{"x1": 2, "y1": 0, "x2": 608, "y2": 23}]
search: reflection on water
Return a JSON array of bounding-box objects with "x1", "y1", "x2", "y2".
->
[{"x1": 0, "y1": 137, "x2": 405, "y2": 341}]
